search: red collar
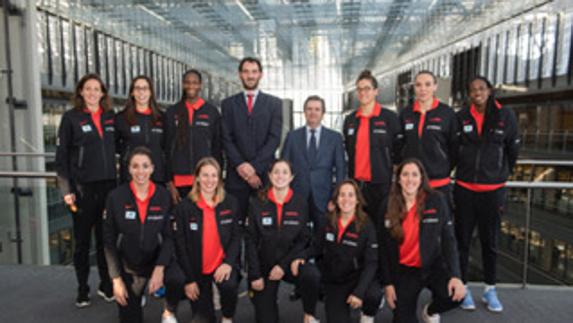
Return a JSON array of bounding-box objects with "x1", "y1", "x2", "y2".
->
[
  {"x1": 267, "y1": 188, "x2": 293, "y2": 206},
  {"x1": 83, "y1": 107, "x2": 103, "y2": 115},
  {"x1": 338, "y1": 215, "x2": 355, "y2": 231},
  {"x1": 413, "y1": 98, "x2": 439, "y2": 113},
  {"x1": 136, "y1": 107, "x2": 152, "y2": 115},
  {"x1": 197, "y1": 194, "x2": 216, "y2": 211},
  {"x1": 185, "y1": 98, "x2": 205, "y2": 111},
  {"x1": 356, "y1": 102, "x2": 382, "y2": 118},
  {"x1": 129, "y1": 181, "x2": 156, "y2": 203}
]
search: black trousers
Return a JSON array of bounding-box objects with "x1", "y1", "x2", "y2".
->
[
  {"x1": 117, "y1": 270, "x2": 148, "y2": 323},
  {"x1": 73, "y1": 180, "x2": 115, "y2": 293},
  {"x1": 393, "y1": 265, "x2": 461, "y2": 323},
  {"x1": 357, "y1": 181, "x2": 390, "y2": 226},
  {"x1": 308, "y1": 192, "x2": 326, "y2": 236},
  {"x1": 250, "y1": 263, "x2": 321, "y2": 323},
  {"x1": 323, "y1": 279, "x2": 383, "y2": 323},
  {"x1": 433, "y1": 183, "x2": 453, "y2": 210},
  {"x1": 225, "y1": 186, "x2": 257, "y2": 225},
  {"x1": 454, "y1": 185, "x2": 506, "y2": 285},
  {"x1": 164, "y1": 262, "x2": 240, "y2": 322}
]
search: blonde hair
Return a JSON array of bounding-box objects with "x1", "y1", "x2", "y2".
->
[{"x1": 189, "y1": 157, "x2": 225, "y2": 205}]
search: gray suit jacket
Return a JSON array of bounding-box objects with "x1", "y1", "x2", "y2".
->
[{"x1": 281, "y1": 126, "x2": 346, "y2": 213}]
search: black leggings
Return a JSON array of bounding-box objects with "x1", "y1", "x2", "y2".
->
[
  {"x1": 164, "y1": 262, "x2": 240, "y2": 322},
  {"x1": 249, "y1": 263, "x2": 321, "y2": 323},
  {"x1": 116, "y1": 270, "x2": 148, "y2": 323},
  {"x1": 323, "y1": 279, "x2": 383, "y2": 323},
  {"x1": 392, "y1": 265, "x2": 461, "y2": 323}
]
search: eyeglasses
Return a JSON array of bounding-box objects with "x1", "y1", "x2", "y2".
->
[
  {"x1": 357, "y1": 86, "x2": 374, "y2": 93},
  {"x1": 134, "y1": 86, "x2": 150, "y2": 92}
]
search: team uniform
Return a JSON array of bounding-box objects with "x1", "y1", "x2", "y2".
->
[
  {"x1": 103, "y1": 182, "x2": 173, "y2": 323},
  {"x1": 245, "y1": 189, "x2": 321, "y2": 323},
  {"x1": 165, "y1": 194, "x2": 242, "y2": 322},
  {"x1": 379, "y1": 192, "x2": 462, "y2": 322},
  {"x1": 55, "y1": 107, "x2": 117, "y2": 299},
  {"x1": 343, "y1": 103, "x2": 402, "y2": 224}
]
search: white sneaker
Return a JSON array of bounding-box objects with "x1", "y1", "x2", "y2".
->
[
  {"x1": 161, "y1": 313, "x2": 178, "y2": 323},
  {"x1": 421, "y1": 304, "x2": 440, "y2": 323},
  {"x1": 360, "y1": 314, "x2": 374, "y2": 323}
]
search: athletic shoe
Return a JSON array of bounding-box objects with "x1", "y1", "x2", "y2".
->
[
  {"x1": 460, "y1": 290, "x2": 476, "y2": 311},
  {"x1": 421, "y1": 303, "x2": 440, "y2": 323},
  {"x1": 75, "y1": 291, "x2": 91, "y2": 308},
  {"x1": 161, "y1": 313, "x2": 178, "y2": 323},
  {"x1": 482, "y1": 288, "x2": 503, "y2": 312},
  {"x1": 97, "y1": 288, "x2": 115, "y2": 303},
  {"x1": 153, "y1": 286, "x2": 166, "y2": 298}
]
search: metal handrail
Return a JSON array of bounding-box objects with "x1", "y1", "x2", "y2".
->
[
  {"x1": 0, "y1": 152, "x2": 55, "y2": 158},
  {"x1": 0, "y1": 171, "x2": 57, "y2": 178}
]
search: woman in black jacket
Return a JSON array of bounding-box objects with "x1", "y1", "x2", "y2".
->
[
  {"x1": 454, "y1": 76, "x2": 520, "y2": 312},
  {"x1": 103, "y1": 146, "x2": 173, "y2": 323},
  {"x1": 311, "y1": 179, "x2": 382, "y2": 323},
  {"x1": 379, "y1": 159, "x2": 464, "y2": 323},
  {"x1": 163, "y1": 157, "x2": 241, "y2": 323},
  {"x1": 164, "y1": 69, "x2": 222, "y2": 204},
  {"x1": 55, "y1": 73, "x2": 116, "y2": 307},
  {"x1": 115, "y1": 76, "x2": 166, "y2": 184},
  {"x1": 246, "y1": 159, "x2": 321, "y2": 323}
]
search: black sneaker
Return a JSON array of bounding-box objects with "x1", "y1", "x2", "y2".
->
[
  {"x1": 75, "y1": 291, "x2": 91, "y2": 308},
  {"x1": 97, "y1": 282, "x2": 115, "y2": 303}
]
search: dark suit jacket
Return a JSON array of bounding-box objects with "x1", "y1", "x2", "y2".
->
[
  {"x1": 221, "y1": 91, "x2": 283, "y2": 190},
  {"x1": 281, "y1": 126, "x2": 346, "y2": 213}
]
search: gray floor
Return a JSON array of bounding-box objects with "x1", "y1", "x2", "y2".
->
[{"x1": 1, "y1": 265, "x2": 572, "y2": 323}]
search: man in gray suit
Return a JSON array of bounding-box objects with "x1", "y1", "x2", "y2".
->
[{"x1": 282, "y1": 95, "x2": 346, "y2": 234}]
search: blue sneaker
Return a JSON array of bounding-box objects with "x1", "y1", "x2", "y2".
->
[
  {"x1": 153, "y1": 286, "x2": 166, "y2": 298},
  {"x1": 482, "y1": 288, "x2": 503, "y2": 312},
  {"x1": 460, "y1": 290, "x2": 476, "y2": 311}
]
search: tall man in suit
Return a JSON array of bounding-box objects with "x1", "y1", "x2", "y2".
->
[
  {"x1": 221, "y1": 57, "x2": 283, "y2": 223},
  {"x1": 282, "y1": 95, "x2": 346, "y2": 234}
]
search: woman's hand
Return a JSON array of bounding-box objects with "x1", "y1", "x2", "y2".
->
[
  {"x1": 113, "y1": 278, "x2": 129, "y2": 306},
  {"x1": 268, "y1": 265, "x2": 285, "y2": 281},
  {"x1": 448, "y1": 277, "x2": 466, "y2": 302},
  {"x1": 385, "y1": 285, "x2": 397, "y2": 309},
  {"x1": 184, "y1": 282, "x2": 200, "y2": 301},
  {"x1": 346, "y1": 294, "x2": 363, "y2": 309},
  {"x1": 213, "y1": 263, "x2": 233, "y2": 283},
  {"x1": 290, "y1": 259, "x2": 305, "y2": 277},
  {"x1": 148, "y1": 266, "x2": 164, "y2": 294},
  {"x1": 251, "y1": 278, "x2": 265, "y2": 291}
]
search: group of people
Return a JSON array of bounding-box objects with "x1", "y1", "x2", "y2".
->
[{"x1": 55, "y1": 56, "x2": 520, "y2": 323}]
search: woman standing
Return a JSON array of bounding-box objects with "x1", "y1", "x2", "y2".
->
[
  {"x1": 343, "y1": 70, "x2": 402, "y2": 225},
  {"x1": 163, "y1": 157, "x2": 241, "y2": 323},
  {"x1": 55, "y1": 73, "x2": 117, "y2": 307},
  {"x1": 379, "y1": 159, "x2": 464, "y2": 323},
  {"x1": 164, "y1": 69, "x2": 222, "y2": 204},
  {"x1": 313, "y1": 179, "x2": 382, "y2": 323},
  {"x1": 103, "y1": 147, "x2": 172, "y2": 323},
  {"x1": 454, "y1": 76, "x2": 520, "y2": 312},
  {"x1": 246, "y1": 159, "x2": 321, "y2": 323},
  {"x1": 115, "y1": 76, "x2": 166, "y2": 184},
  {"x1": 399, "y1": 71, "x2": 458, "y2": 196}
]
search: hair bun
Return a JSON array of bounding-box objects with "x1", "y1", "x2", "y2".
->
[{"x1": 359, "y1": 70, "x2": 373, "y2": 78}]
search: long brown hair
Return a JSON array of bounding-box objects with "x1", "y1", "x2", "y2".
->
[
  {"x1": 189, "y1": 157, "x2": 225, "y2": 205},
  {"x1": 176, "y1": 69, "x2": 203, "y2": 149},
  {"x1": 258, "y1": 159, "x2": 293, "y2": 201},
  {"x1": 73, "y1": 73, "x2": 111, "y2": 111},
  {"x1": 123, "y1": 75, "x2": 161, "y2": 126},
  {"x1": 327, "y1": 179, "x2": 369, "y2": 232},
  {"x1": 385, "y1": 158, "x2": 434, "y2": 242}
]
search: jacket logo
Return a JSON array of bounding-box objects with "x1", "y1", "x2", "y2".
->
[
  {"x1": 463, "y1": 120, "x2": 471, "y2": 125},
  {"x1": 422, "y1": 218, "x2": 439, "y2": 224},
  {"x1": 104, "y1": 119, "x2": 114, "y2": 125},
  {"x1": 374, "y1": 120, "x2": 386, "y2": 126},
  {"x1": 196, "y1": 121, "x2": 210, "y2": 127},
  {"x1": 220, "y1": 209, "x2": 233, "y2": 216},
  {"x1": 130, "y1": 125, "x2": 141, "y2": 133},
  {"x1": 124, "y1": 204, "x2": 134, "y2": 209},
  {"x1": 423, "y1": 208, "x2": 437, "y2": 214},
  {"x1": 189, "y1": 223, "x2": 198, "y2": 231},
  {"x1": 285, "y1": 211, "x2": 298, "y2": 217},
  {"x1": 429, "y1": 117, "x2": 442, "y2": 122},
  {"x1": 81, "y1": 124, "x2": 92, "y2": 133},
  {"x1": 261, "y1": 211, "x2": 271, "y2": 216},
  {"x1": 150, "y1": 206, "x2": 162, "y2": 211},
  {"x1": 325, "y1": 232, "x2": 335, "y2": 242},
  {"x1": 495, "y1": 129, "x2": 505, "y2": 135},
  {"x1": 373, "y1": 129, "x2": 387, "y2": 134},
  {"x1": 463, "y1": 125, "x2": 473, "y2": 133},
  {"x1": 105, "y1": 126, "x2": 114, "y2": 132},
  {"x1": 342, "y1": 240, "x2": 358, "y2": 247},
  {"x1": 152, "y1": 128, "x2": 163, "y2": 133},
  {"x1": 405, "y1": 123, "x2": 414, "y2": 130},
  {"x1": 262, "y1": 217, "x2": 273, "y2": 226},
  {"x1": 147, "y1": 215, "x2": 163, "y2": 221},
  {"x1": 125, "y1": 211, "x2": 137, "y2": 220},
  {"x1": 498, "y1": 121, "x2": 505, "y2": 127},
  {"x1": 220, "y1": 218, "x2": 233, "y2": 225},
  {"x1": 283, "y1": 220, "x2": 299, "y2": 226},
  {"x1": 426, "y1": 125, "x2": 442, "y2": 131},
  {"x1": 198, "y1": 114, "x2": 209, "y2": 119},
  {"x1": 347, "y1": 128, "x2": 355, "y2": 136},
  {"x1": 345, "y1": 232, "x2": 359, "y2": 239}
]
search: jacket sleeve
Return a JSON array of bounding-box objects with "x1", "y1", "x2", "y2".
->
[
  {"x1": 173, "y1": 203, "x2": 196, "y2": 284},
  {"x1": 245, "y1": 200, "x2": 262, "y2": 282},
  {"x1": 377, "y1": 198, "x2": 394, "y2": 286},
  {"x1": 156, "y1": 197, "x2": 174, "y2": 267},
  {"x1": 211, "y1": 109, "x2": 224, "y2": 168},
  {"x1": 223, "y1": 198, "x2": 242, "y2": 267},
  {"x1": 221, "y1": 99, "x2": 246, "y2": 169},
  {"x1": 103, "y1": 194, "x2": 122, "y2": 280},
  {"x1": 334, "y1": 132, "x2": 347, "y2": 184},
  {"x1": 504, "y1": 109, "x2": 520, "y2": 173},
  {"x1": 439, "y1": 196, "x2": 462, "y2": 279},
  {"x1": 163, "y1": 108, "x2": 175, "y2": 181},
  {"x1": 390, "y1": 111, "x2": 404, "y2": 165},
  {"x1": 55, "y1": 112, "x2": 74, "y2": 196},
  {"x1": 252, "y1": 98, "x2": 283, "y2": 174},
  {"x1": 352, "y1": 222, "x2": 379, "y2": 299},
  {"x1": 278, "y1": 202, "x2": 312, "y2": 271},
  {"x1": 447, "y1": 109, "x2": 460, "y2": 172}
]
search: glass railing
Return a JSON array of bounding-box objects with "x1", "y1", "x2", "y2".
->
[
  {"x1": 520, "y1": 130, "x2": 573, "y2": 154},
  {"x1": 1, "y1": 153, "x2": 572, "y2": 288}
]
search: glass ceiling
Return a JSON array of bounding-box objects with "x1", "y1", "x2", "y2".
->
[{"x1": 37, "y1": 0, "x2": 551, "y2": 91}]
